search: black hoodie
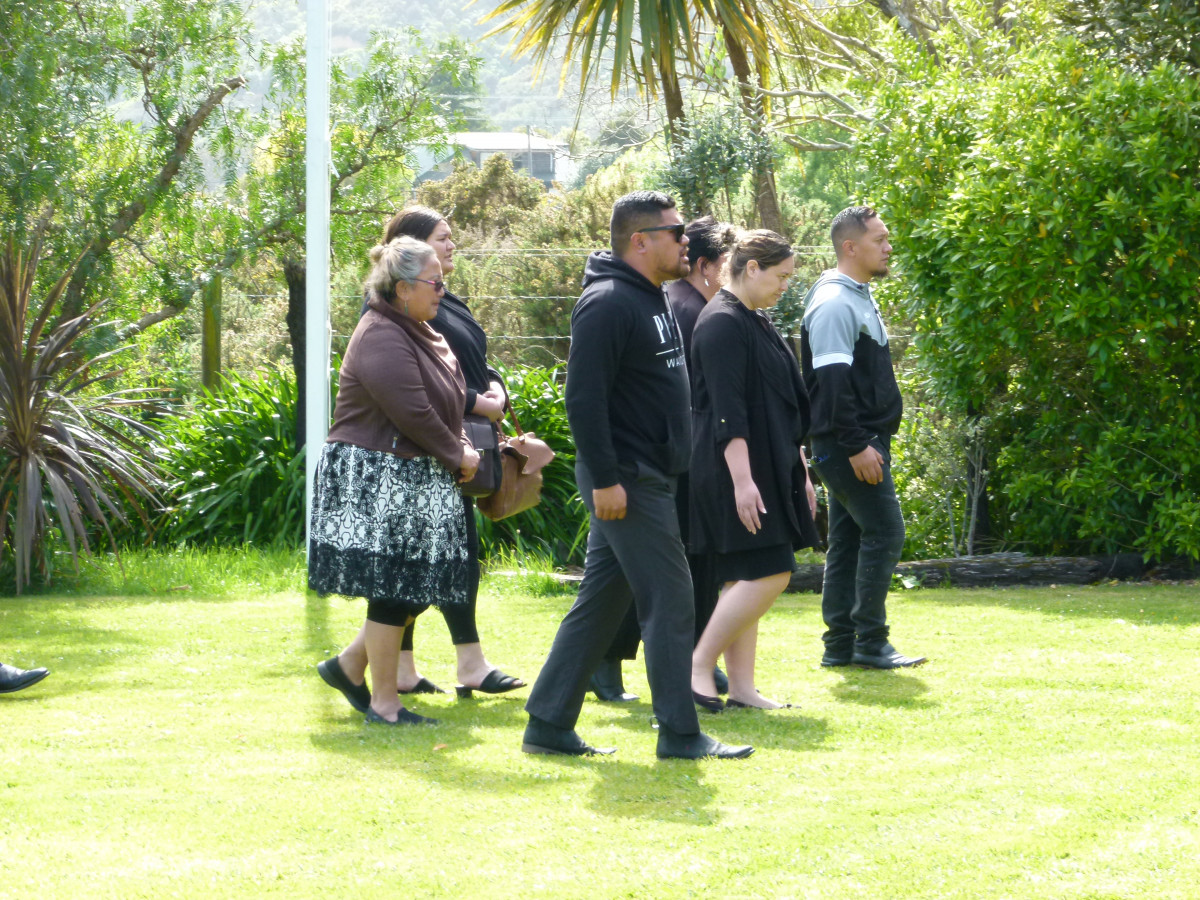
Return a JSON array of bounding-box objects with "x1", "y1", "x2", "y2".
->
[{"x1": 565, "y1": 251, "x2": 691, "y2": 489}]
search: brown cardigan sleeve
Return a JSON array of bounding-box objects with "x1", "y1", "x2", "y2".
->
[{"x1": 355, "y1": 320, "x2": 465, "y2": 472}]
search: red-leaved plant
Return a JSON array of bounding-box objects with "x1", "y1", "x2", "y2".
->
[{"x1": 0, "y1": 236, "x2": 162, "y2": 592}]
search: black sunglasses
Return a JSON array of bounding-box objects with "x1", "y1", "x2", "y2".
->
[
  {"x1": 638, "y1": 223, "x2": 686, "y2": 242},
  {"x1": 414, "y1": 278, "x2": 445, "y2": 292}
]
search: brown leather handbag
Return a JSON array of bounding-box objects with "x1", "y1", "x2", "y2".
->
[
  {"x1": 476, "y1": 405, "x2": 555, "y2": 521},
  {"x1": 460, "y1": 414, "x2": 502, "y2": 498}
]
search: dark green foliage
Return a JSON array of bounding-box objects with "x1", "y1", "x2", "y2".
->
[
  {"x1": 417, "y1": 154, "x2": 544, "y2": 234},
  {"x1": 1060, "y1": 0, "x2": 1200, "y2": 72},
  {"x1": 477, "y1": 364, "x2": 587, "y2": 568},
  {"x1": 656, "y1": 103, "x2": 773, "y2": 222},
  {"x1": 152, "y1": 368, "x2": 305, "y2": 548},
  {"x1": 451, "y1": 156, "x2": 644, "y2": 368},
  {"x1": 862, "y1": 32, "x2": 1200, "y2": 560},
  {"x1": 0, "y1": 239, "x2": 162, "y2": 592}
]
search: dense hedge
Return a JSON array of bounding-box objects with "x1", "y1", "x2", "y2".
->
[
  {"x1": 150, "y1": 367, "x2": 306, "y2": 547},
  {"x1": 862, "y1": 35, "x2": 1200, "y2": 559},
  {"x1": 136, "y1": 363, "x2": 588, "y2": 567}
]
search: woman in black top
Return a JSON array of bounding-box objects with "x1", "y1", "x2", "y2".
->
[
  {"x1": 319, "y1": 207, "x2": 524, "y2": 705},
  {"x1": 688, "y1": 230, "x2": 820, "y2": 710}
]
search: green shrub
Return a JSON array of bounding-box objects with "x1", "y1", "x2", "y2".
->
[
  {"x1": 150, "y1": 367, "x2": 305, "y2": 548},
  {"x1": 861, "y1": 25, "x2": 1200, "y2": 560}
]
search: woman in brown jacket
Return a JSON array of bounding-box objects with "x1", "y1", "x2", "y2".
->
[{"x1": 310, "y1": 236, "x2": 479, "y2": 725}]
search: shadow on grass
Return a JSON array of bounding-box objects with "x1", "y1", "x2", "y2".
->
[
  {"x1": 1, "y1": 600, "x2": 150, "y2": 698},
  {"x1": 594, "y1": 703, "x2": 832, "y2": 753},
  {"x1": 588, "y1": 759, "x2": 720, "y2": 824},
  {"x1": 826, "y1": 670, "x2": 935, "y2": 709},
  {"x1": 304, "y1": 589, "x2": 332, "y2": 654},
  {"x1": 902, "y1": 583, "x2": 1200, "y2": 625}
]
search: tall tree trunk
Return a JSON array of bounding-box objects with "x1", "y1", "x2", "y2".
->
[
  {"x1": 964, "y1": 409, "x2": 993, "y2": 552},
  {"x1": 721, "y1": 26, "x2": 784, "y2": 233},
  {"x1": 283, "y1": 258, "x2": 306, "y2": 453},
  {"x1": 662, "y1": 65, "x2": 687, "y2": 148}
]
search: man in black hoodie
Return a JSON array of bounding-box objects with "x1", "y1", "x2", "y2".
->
[{"x1": 522, "y1": 191, "x2": 753, "y2": 760}]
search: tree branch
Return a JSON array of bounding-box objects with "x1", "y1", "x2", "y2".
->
[{"x1": 62, "y1": 74, "x2": 247, "y2": 318}]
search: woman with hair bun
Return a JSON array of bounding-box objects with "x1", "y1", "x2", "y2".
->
[
  {"x1": 687, "y1": 229, "x2": 821, "y2": 711},
  {"x1": 310, "y1": 236, "x2": 479, "y2": 725},
  {"x1": 317, "y1": 207, "x2": 524, "y2": 715}
]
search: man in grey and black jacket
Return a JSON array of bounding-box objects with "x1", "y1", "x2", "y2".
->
[
  {"x1": 522, "y1": 191, "x2": 752, "y2": 760},
  {"x1": 801, "y1": 206, "x2": 927, "y2": 670}
]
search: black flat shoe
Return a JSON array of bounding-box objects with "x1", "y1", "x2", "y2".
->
[
  {"x1": 366, "y1": 707, "x2": 438, "y2": 726},
  {"x1": 692, "y1": 689, "x2": 725, "y2": 713},
  {"x1": 317, "y1": 656, "x2": 370, "y2": 713},
  {"x1": 713, "y1": 665, "x2": 729, "y2": 695},
  {"x1": 455, "y1": 668, "x2": 526, "y2": 699},
  {"x1": 725, "y1": 698, "x2": 795, "y2": 710},
  {"x1": 399, "y1": 677, "x2": 447, "y2": 695},
  {"x1": 590, "y1": 659, "x2": 639, "y2": 702},
  {"x1": 521, "y1": 715, "x2": 616, "y2": 756},
  {"x1": 656, "y1": 725, "x2": 753, "y2": 760}
]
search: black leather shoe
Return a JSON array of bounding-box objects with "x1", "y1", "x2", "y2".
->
[
  {"x1": 590, "y1": 659, "x2": 639, "y2": 702},
  {"x1": 0, "y1": 663, "x2": 49, "y2": 694},
  {"x1": 656, "y1": 725, "x2": 753, "y2": 760},
  {"x1": 522, "y1": 715, "x2": 616, "y2": 756},
  {"x1": 317, "y1": 656, "x2": 370, "y2": 713},
  {"x1": 820, "y1": 652, "x2": 852, "y2": 668},
  {"x1": 852, "y1": 643, "x2": 928, "y2": 669},
  {"x1": 713, "y1": 665, "x2": 729, "y2": 695}
]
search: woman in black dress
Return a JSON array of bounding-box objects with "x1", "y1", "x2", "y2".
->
[
  {"x1": 688, "y1": 230, "x2": 820, "y2": 710},
  {"x1": 318, "y1": 208, "x2": 524, "y2": 707}
]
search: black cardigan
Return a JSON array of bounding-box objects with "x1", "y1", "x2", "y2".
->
[{"x1": 688, "y1": 291, "x2": 821, "y2": 555}]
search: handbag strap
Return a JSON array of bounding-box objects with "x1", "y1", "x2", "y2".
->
[{"x1": 505, "y1": 400, "x2": 527, "y2": 438}]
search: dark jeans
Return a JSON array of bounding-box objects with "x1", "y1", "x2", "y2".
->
[
  {"x1": 811, "y1": 436, "x2": 906, "y2": 656},
  {"x1": 525, "y1": 460, "x2": 701, "y2": 735}
]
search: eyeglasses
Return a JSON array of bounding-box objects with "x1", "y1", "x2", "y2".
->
[
  {"x1": 638, "y1": 223, "x2": 686, "y2": 242},
  {"x1": 414, "y1": 278, "x2": 445, "y2": 292}
]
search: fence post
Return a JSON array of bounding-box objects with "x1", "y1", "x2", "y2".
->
[{"x1": 201, "y1": 273, "x2": 222, "y2": 390}]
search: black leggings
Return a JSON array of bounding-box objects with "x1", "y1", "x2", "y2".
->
[
  {"x1": 366, "y1": 599, "x2": 428, "y2": 627},
  {"x1": 400, "y1": 494, "x2": 481, "y2": 649}
]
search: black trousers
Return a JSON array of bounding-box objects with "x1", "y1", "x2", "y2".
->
[
  {"x1": 525, "y1": 460, "x2": 701, "y2": 735},
  {"x1": 602, "y1": 470, "x2": 719, "y2": 661}
]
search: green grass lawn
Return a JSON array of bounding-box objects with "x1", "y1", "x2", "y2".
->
[{"x1": 3, "y1": 554, "x2": 1199, "y2": 899}]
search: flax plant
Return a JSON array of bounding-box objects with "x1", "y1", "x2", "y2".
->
[{"x1": 0, "y1": 236, "x2": 162, "y2": 592}]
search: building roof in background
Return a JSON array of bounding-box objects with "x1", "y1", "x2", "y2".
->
[{"x1": 450, "y1": 131, "x2": 564, "y2": 152}]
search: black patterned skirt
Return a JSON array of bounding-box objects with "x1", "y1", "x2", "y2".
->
[{"x1": 308, "y1": 442, "x2": 469, "y2": 608}]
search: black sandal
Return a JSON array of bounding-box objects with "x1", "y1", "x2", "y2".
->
[
  {"x1": 455, "y1": 668, "x2": 526, "y2": 698},
  {"x1": 399, "y1": 677, "x2": 447, "y2": 695}
]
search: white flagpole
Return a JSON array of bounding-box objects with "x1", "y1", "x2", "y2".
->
[{"x1": 304, "y1": 0, "x2": 331, "y2": 556}]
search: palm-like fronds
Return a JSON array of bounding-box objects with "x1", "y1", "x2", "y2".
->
[
  {"x1": 480, "y1": 0, "x2": 768, "y2": 99},
  {"x1": 0, "y1": 237, "x2": 163, "y2": 592}
]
